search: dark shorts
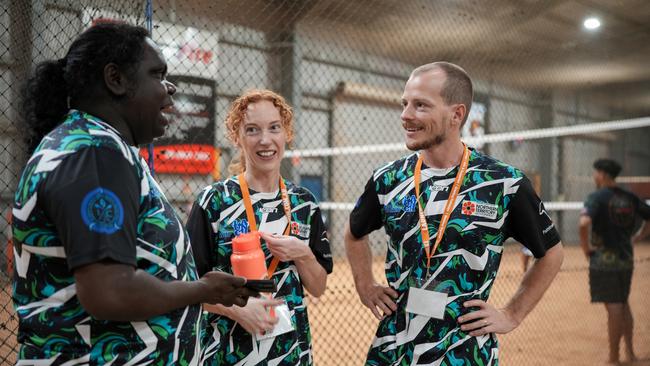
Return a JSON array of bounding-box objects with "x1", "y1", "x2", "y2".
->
[{"x1": 589, "y1": 269, "x2": 633, "y2": 303}]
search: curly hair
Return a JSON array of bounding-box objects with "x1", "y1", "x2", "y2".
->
[
  {"x1": 224, "y1": 89, "x2": 294, "y2": 174},
  {"x1": 21, "y1": 23, "x2": 149, "y2": 153}
]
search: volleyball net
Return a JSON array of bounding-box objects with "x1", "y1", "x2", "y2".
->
[{"x1": 279, "y1": 105, "x2": 650, "y2": 254}]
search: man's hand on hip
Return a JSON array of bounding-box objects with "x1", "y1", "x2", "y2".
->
[
  {"x1": 357, "y1": 282, "x2": 398, "y2": 320},
  {"x1": 457, "y1": 299, "x2": 519, "y2": 336}
]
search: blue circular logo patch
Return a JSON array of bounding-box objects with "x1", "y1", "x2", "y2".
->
[{"x1": 80, "y1": 187, "x2": 124, "y2": 234}]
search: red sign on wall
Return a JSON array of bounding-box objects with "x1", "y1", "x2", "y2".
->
[{"x1": 140, "y1": 144, "x2": 219, "y2": 176}]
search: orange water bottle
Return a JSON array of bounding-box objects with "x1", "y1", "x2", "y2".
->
[
  {"x1": 231, "y1": 231, "x2": 267, "y2": 280},
  {"x1": 231, "y1": 231, "x2": 276, "y2": 318}
]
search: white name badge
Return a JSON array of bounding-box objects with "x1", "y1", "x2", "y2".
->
[
  {"x1": 406, "y1": 287, "x2": 448, "y2": 320},
  {"x1": 255, "y1": 303, "x2": 294, "y2": 341}
]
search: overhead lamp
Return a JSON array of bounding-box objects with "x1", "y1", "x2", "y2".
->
[{"x1": 583, "y1": 17, "x2": 601, "y2": 30}]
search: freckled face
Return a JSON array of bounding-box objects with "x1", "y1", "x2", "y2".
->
[{"x1": 236, "y1": 100, "x2": 287, "y2": 175}]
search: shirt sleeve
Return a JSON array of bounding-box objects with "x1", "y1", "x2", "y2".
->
[
  {"x1": 505, "y1": 177, "x2": 561, "y2": 258},
  {"x1": 41, "y1": 147, "x2": 140, "y2": 270},
  {"x1": 349, "y1": 176, "x2": 383, "y2": 239},
  {"x1": 186, "y1": 198, "x2": 215, "y2": 277},
  {"x1": 637, "y1": 196, "x2": 650, "y2": 220},
  {"x1": 308, "y1": 206, "x2": 333, "y2": 274}
]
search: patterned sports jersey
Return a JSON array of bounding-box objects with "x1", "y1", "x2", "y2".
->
[
  {"x1": 186, "y1": 176, "x2": 333, "y2": 366},
  {"x1": 349, "y1": 149, "x2": 560, "y2": 366},
  {"x1": 12, "y1": 110, "x2": 202, "y2": 365},
  {"x1": 582, "y1": 187, "x2": 650, "y2": 270}
]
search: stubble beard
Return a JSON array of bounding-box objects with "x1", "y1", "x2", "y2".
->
[
  {"x1": 405, "y1": 116, "x2": 451, "y2": 151},
  {"x1": 406, "y1": 131, "x2": 446, "y2": 151}
]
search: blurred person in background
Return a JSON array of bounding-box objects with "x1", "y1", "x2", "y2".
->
[
  {"x1": 186, "y1": 89, "x2": 333, "y2": 365},
  {"x1": 345, "y1": 61, "x2": 564, "y2": 365},
  {"x1": 580, "y1": 158, "x2": 650, "y2": 364},
  {"x1": 13, "y1": 22, "x2": 256, "y2": 365}
]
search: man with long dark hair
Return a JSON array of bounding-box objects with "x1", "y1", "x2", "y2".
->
[{"x1": 13, "y1": 23, "x2": 256, "y2": 364}]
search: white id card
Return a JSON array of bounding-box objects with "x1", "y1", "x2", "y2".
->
[
  {"x1": 255, "y1": 304, "x2": 294, "y2": 341},
  {"x1": 405, "y1": 287, "x2": 448, "y2": 320}
]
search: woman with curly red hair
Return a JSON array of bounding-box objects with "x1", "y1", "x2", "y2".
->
[{"x1": 187, "y1": 89, "x2": 333, "y2": 365}]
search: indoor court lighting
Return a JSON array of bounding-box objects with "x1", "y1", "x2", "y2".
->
[{"x1": 583, "y1": 17, "x2": 601, "y2": 30}]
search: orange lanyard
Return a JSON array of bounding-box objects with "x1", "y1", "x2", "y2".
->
[
  {"x1": 238, "y1": 174, "x2": 292, "y2": 278},
  {"x1": 414, "y1": 145, "x2": 470, "y2": 273}
]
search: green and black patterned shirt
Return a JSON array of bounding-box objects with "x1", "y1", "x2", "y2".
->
[
  {"x1": 187, "y1": 176, "x2": 333, "y2": 366},
  {"x1": 350, "y1": 149, "x2": 560, "y2": 366},
  {"x1": 12, "y1": 110, "x2": 202, "y2": 364}
]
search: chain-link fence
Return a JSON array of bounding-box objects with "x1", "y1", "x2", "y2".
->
[{"x1": 2, "y1": 1, "x2": 650, "y2": 365}]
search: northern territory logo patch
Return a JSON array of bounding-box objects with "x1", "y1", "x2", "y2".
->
[
  {"x1": 290, "y1": 222, "x2": 311, "y2": 237},
  {"x1": 461, "y1": 200, "x2": 498, "y2": 219}
]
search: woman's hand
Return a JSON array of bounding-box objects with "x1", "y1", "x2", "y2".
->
[
  {"x1": 260, "y1": 232, "x2": 310, "y2": 262},
  {"x1": 228, "y1": 297, "x2": 284, "y2": 335},
  {"x1": 260, "y1": 231, "x2": 328, "y2": 297}
]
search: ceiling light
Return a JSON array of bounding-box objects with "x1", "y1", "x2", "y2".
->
[{"x1": 583, "y1": 17, "x2": 601, "y2": 30}]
